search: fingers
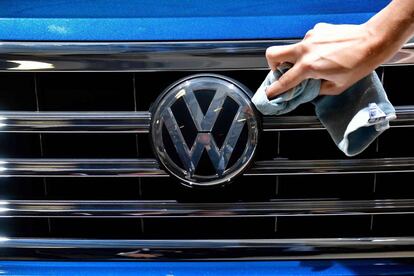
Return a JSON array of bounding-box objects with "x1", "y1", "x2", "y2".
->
[
  {"x1": 265, "y1": 44, "x2": 298, "y2": 70},
  {"x1": 266, "y1": 64, "x2": 306, "y2": 99}
]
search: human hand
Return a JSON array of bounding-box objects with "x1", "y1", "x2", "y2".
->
[{"x1": 264, "y1": 23, "x2": 391, "y2": 98}]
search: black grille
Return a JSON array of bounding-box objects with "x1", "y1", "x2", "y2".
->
[{"x1": 0, "y1": 65, "x2": 413, "y2": 256}]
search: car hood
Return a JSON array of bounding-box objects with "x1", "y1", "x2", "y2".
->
[{"x1": 0, "y1": 0, "x2": 389, "y2": 41}]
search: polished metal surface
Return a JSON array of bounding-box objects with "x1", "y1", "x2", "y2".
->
[
  {"x1": 0, "y1": 157, "x2": 413, "y2": 177},
  {"x1": 248, "y1": 157, "x2": 414, "y2": 175},
  {"x1": 0, "y1": 237, "x2": 413, "y2": 260},
  {"x1": 0, "y1": 40, "x2": 280, "y2": 72},
  {"x1": 262, "y1": 106, "x2": 414, "y2": 131},
  {"x1": 0, "y1": 111, "x2": 151, "y2": 133},
  {"x1": 1, "y1": 199, "x2": 414, "y2": 218},
  {"x1": 0, "y1": 106, "x2": 409, "y2": 133},
  {"x1": 262, "y1": 115, "x2": 324, "y2": 131},
  {"x1": 391, "y1": 106, "x2": 414, "y2": 128},
  {"x1": 0, "y1": 39, "x2": 413, "y2": 72},
  {"x1": 0, "y1": 159, "x2": 167, "y2": 177},
  {"x1": 151, "y1": 74, "x2": 258, "y2": 186}
]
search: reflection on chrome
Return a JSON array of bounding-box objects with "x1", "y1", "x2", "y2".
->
[
  {"x1": 0, "y1": 237, "x2": 413, "y2": 260},
  {"x1": 0, "y1": 116, "x2": 6, "y2": 128},
  {"x1": 8, "y1": 60, "x2": 54, "y2": 70},
  {"x1": 0, "y1": 159, "x2": 166, "y2": 177},
  {"x1": 263, "y1": 106, "x2": 414, "y2": 131},
  {"x1": 0, "y1": 39, "x2": 412, "y2": 72},
  {"x1": 0, "y1": 106, "x2": 409, "y2": 133},
  {"x1": 0, "y1": 200, "x2": 9, "y2": 213},
  {"x1": 0, "y1": 111, "x2": 151, "y2": 133},
  {"x1": 0, "y1": 160, "x2": 7, "y2": 172},
  {"x1": 0, "y1": 199, "x2": 413, "y2": 218},
  {"x1": 0, "y1": 157, "x2": 411, "y2": 177},
  {"x1": 175, "y1": 89, "x2": 186, "y2": 99}
]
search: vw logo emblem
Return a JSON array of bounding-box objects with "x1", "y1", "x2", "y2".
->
[{"x1": 150, "y1": 74, "x2": 259, "y2": 187}]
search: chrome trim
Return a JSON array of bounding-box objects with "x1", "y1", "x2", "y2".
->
[
  {"x1": 391, "y1": 106, "x2": 414, "y2": 128},
  {"x1": 1, "y1": 199, "x2": 414, "y2": 218},
  {"x1": 0, "y1": 106, "x2": 410, "y2": 133},
  {"x1": 0, "y1": 237, "x2": 413, "y2": 260},
  {"x1": 0, "y1": 40, "x2": 281, "y2": 72},
  {"x1": 262, "y1": 106, "x2": 414, "y2": 131},
  {"x1": 0, "y1": 159, "x2": 167, "y2": 177},
  {"x1": 0, "y1": 111, "x2": 151, "y2": 133},
  {"x1": 151, "y1": 74, "x2": 259, "y2": 186},
  {"x1": 0, "y1": 157, "x2": 413, "y2": 177},
  {"x1": 248, "y1": 158, "x2": 414, "y2": 175},
  {"x1": 262, "y1": 115, "x2": 324, "y2": 131},
  {"x1": 0, "y1": 39, "x2": 413, "y2": 72}
]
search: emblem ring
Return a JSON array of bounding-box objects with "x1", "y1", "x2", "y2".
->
[{"x1": 150, "y1": 74, "x2": 259, "y2": 187}]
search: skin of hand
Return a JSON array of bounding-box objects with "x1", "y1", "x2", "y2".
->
[{"x1": 265, "y1": 0, "x2": 414, "y2": 99}]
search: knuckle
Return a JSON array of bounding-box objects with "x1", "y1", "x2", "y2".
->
[
  {"x1": 314, "y1": 23, "x2": 323, "y2": 29},
  {"x1": 314, "y1": 22, "x2": 329, "y2": 29},
  {"x1": 300, "y1": 59, "x2": 313, "y2": 71},
  {"x1": 304, "y1": 29, "x2": 314, "y2": 38},
  {"x1": 299, "y1": 56, "x2": 316, "y2": 72},
  {"x1": 298, "y1": 41, "x2": 311, "y2": 54},
  {"x1": 265, "y1": 47, "x2": 275, "y2": 59},
  {"x1": 265, "y1": 48, "x2": 272, "y2": 59}
]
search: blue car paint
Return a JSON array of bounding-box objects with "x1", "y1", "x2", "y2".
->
[
  {"x1": 0, "y1": 0, "x2": 390, "y2": 41},
  {"x1": 0, "y1": 0, "x2": 408, "y2": 274},
  {"x1": 0, "y1": 260, "x2": 414, "y2": 276}
]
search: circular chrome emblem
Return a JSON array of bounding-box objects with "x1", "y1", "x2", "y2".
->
[{"x1": 151, "y1": 74, "x2": 259, "y2": 187}]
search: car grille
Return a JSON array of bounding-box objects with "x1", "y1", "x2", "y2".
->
[{"x1": 0, "y1": 41, "x2": 413, "y2": 260}]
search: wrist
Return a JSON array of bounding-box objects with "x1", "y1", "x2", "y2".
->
[
  {"x1": 360, "y1": 21, "x2": 393, "y2": 67},
  {"x1": 365, "y1": 0, "x2": 414, "y2": 49},
  {"x1": 363, "y1": 13, "x2": 412, "y2": 66}
]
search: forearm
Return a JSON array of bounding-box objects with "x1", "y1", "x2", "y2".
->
[
  {"x1": 365, "y1": 0, "x2": 414, "y2": 64},
  {"x1": 263, "y1": 0, "x2": 414, "y2": 97}
]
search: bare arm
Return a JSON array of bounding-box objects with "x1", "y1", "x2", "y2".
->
[{"x1": 265, "y1": 0, "x2": 414, "y2": 98}]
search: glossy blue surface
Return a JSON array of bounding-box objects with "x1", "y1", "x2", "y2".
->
[
  {"x1": 0, "y1": 260, "x2": 413, "y2": 275},
  {"x1": 0, "y1": 0, "x2": 390, "y2": 41}
]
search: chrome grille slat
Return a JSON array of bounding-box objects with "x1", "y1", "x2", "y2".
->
[
  {"x1": 0, "y1": 39, "x2": 413, "y2": 72},
  {"x1": 0, "y1": 105, "x2": 411, "y2": 132},
  {"x1": 1, "y1": 199, "x2": 414, "y2": 218},
  {"x1": 0, "y1": 157, "x2": 414, "y2": 177},
  {"x1": 0, "y1": 111, "x2": 151, "y2": 133},
  {"x1": 2, "y1": 236, "x2": 411, "y2": 248},
  {"x1": 0, "y1": 237, "x2": 413, "y2": 260},
  {"x1": 249, "y1": 158, "x2": 414, "y2": 175},
  {"x1": 0, "y1": 159, "x2": 166, "y2": 177},
  {"x1": 0, "y1": 158, "x2": 412, "y2": 177},
  {"x1": 262, "y1": 106, "x2": 414, "y2": 131}
]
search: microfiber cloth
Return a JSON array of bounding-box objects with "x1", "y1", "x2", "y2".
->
[
  {"x1": 252, "y1": 64, "x2": 396, "y2": 156},
  {"x1": 252, "y1": 63, "x2": 321, "y2": 116}
]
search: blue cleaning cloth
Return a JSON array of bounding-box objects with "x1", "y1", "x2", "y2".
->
[
  {"x1": 252, "y1": 65, "x2": 396, "y2": 156},
  {"x1": 252, "y1": 63, "x2": 321, "y2": 116}
]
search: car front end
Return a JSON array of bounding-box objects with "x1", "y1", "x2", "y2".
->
[{"x1": 1, "y1": 0, "x2": 414, "y2": 275}]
